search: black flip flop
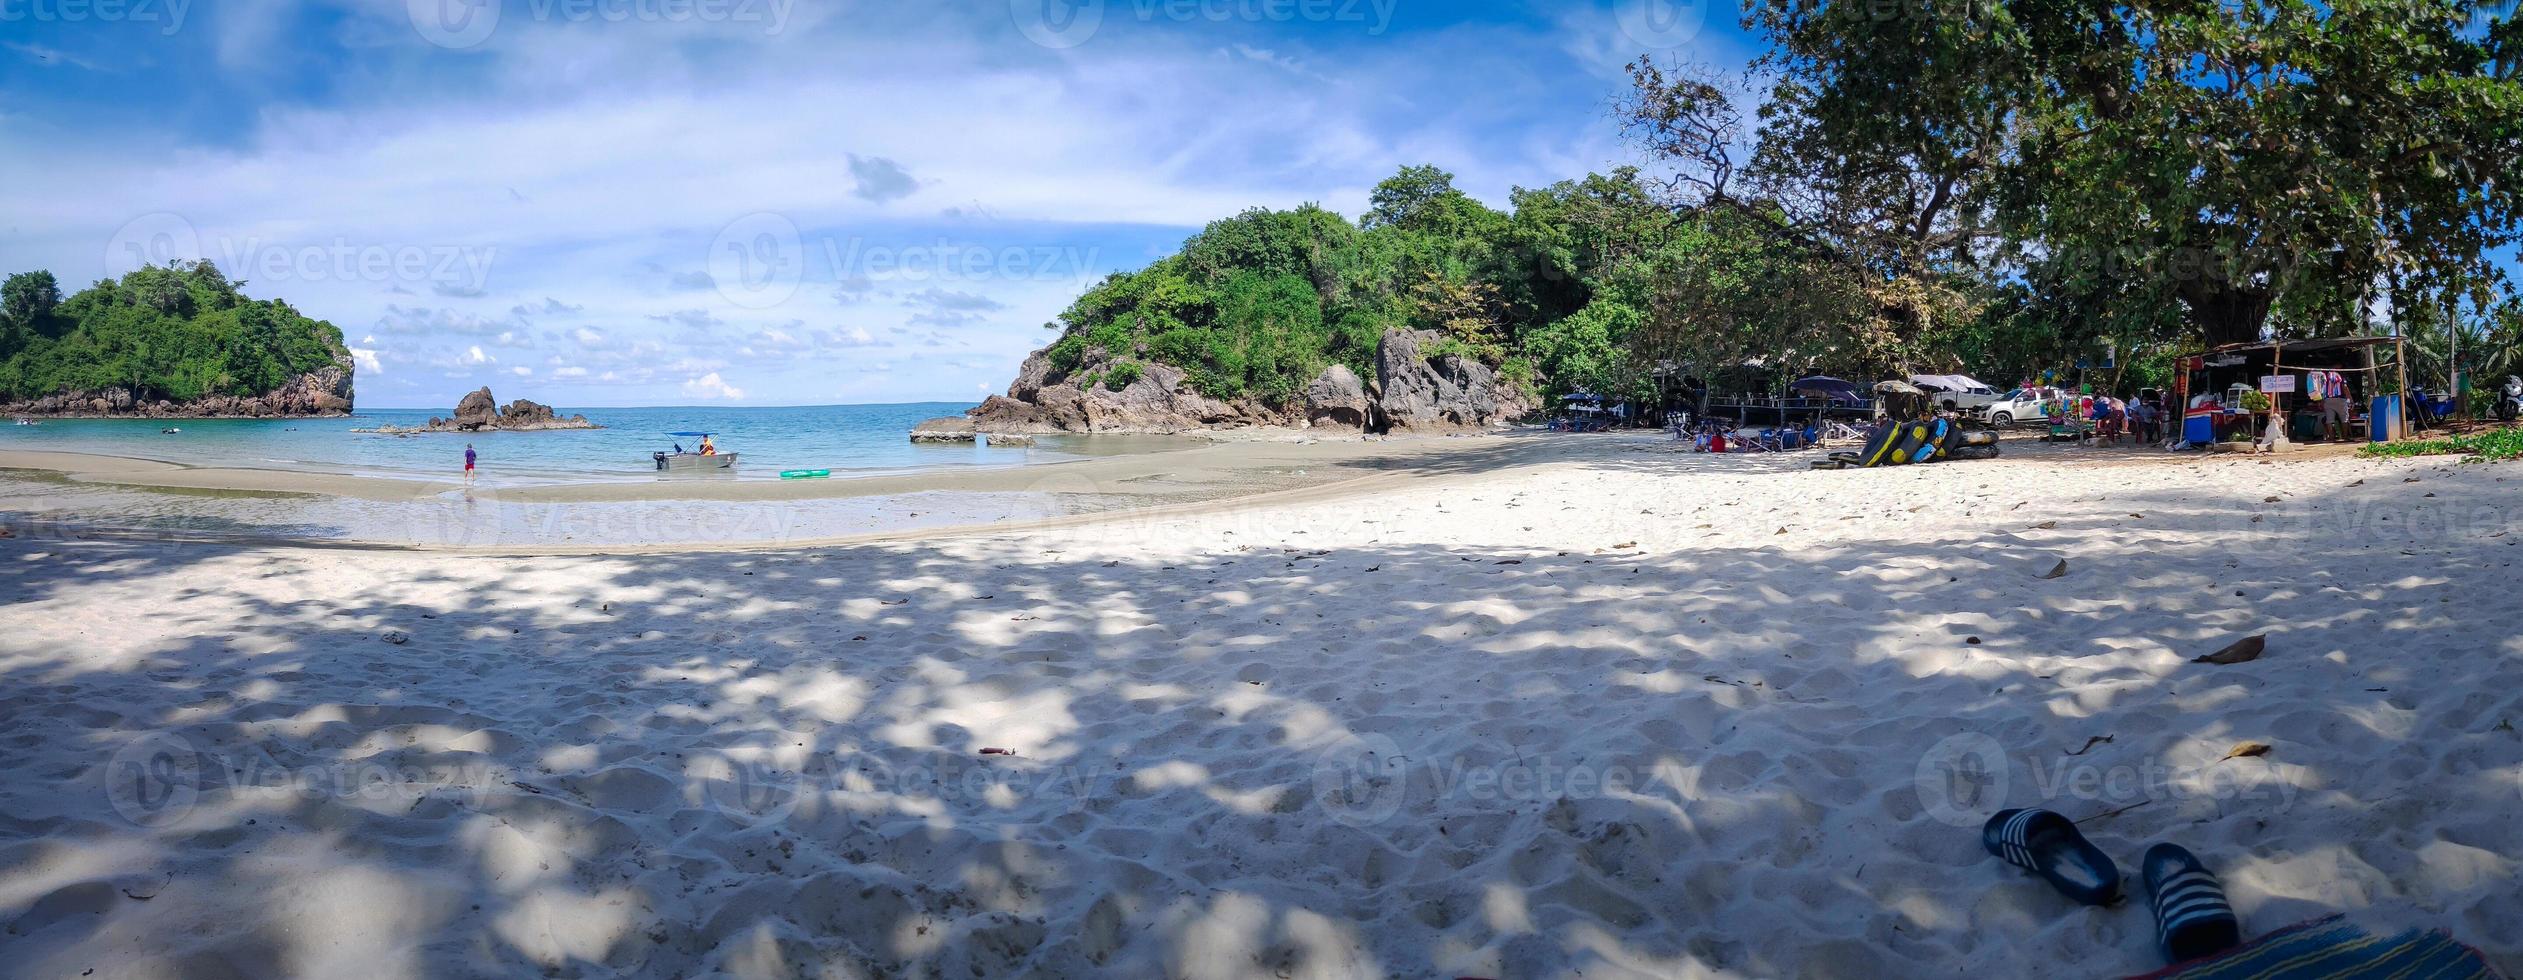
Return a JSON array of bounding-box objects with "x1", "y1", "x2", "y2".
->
[
  {"x1": 2143, "y1": 843, "x2": 2242, "y2": 963},
  {"x1": 1982, "y1": 808, "x2": 2122, "y2": 905}
]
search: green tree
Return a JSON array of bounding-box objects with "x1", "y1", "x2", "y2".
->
[
  {"x1": 1733, "y1": 0, "x2": 2523, "y2": 348},
  {"x1": 2, "y1": 270, "x2": 62, "y2": 327},
  {"x1": 1525, "y1": 298, "x2": 1647, "y2": 399}
]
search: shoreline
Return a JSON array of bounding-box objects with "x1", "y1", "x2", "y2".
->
[
  {"x1": 0, "y1": 435, "x2": 1501, "y2": 502},
  {"x1": 0, "y1": 432, "x2": 2386, "y2": 557},
  {"x1": 0, "y1": 449, "x2": 453, "y2": 502},
  {"x1": 0, "y1": 433, "x2": 1568, "y2": 554}
]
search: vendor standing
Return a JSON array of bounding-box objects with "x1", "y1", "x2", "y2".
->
[{"x1": 2305, "y1": 370, "x2": 2349, "y2": 441}]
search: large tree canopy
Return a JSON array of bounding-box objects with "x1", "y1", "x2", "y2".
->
[
  {"x1": 1607, "y1": 0, "x2": 2521, "y2": 391},
  {"x1": 1732, "y1": 0, "x2": 2523, "y2": 349}
]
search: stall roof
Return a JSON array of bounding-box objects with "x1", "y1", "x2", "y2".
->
[{"x1": 2204, "y1": 336, "x2": 2401, "y2": 356}]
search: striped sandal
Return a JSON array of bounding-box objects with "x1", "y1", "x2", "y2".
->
[
  {"x1": 1982, "y1": 808, "x2": 2122, "y2": 906},
  {"x1": 2142, "y1": 843, "x2": 2242, "y2": 964}
]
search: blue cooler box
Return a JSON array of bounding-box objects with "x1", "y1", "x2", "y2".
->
[{"x1": 2370, "y1": 394, "x2": 2401, "y2": 443}]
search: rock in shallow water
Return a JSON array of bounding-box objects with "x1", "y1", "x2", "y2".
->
[{"x1": 909, "y1": 418, "x2": 977, "y2": 443}]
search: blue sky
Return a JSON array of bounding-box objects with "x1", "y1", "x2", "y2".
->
[{"x1": 0, "y1": 1, "x2": 1758, "y2": 408}]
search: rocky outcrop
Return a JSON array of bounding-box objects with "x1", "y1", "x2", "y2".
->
[
  {"x1": 492, "y1": 397, "x2": 567, "y2": 428},
  {"x1": 1, "y1": 360, "x2": 356, "y2": 419},
  {"x1": 959, "y1": 352, "x2": 1286, "y2": 435},
  {"x1": 918, "y1": 330, "x2": 1530, "y2": 439},
  {"x1": 1372, "y1": 329, "x2": 1530, "y2": 432},
  {"x1": 358, "y1": 387, "x2": 599, "y2": 434}
]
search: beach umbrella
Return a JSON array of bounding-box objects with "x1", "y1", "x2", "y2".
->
[{"x1": 1874, "y1": 380, "x2": 1930, "y2": 421}]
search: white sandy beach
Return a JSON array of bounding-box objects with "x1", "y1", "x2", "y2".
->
[{"x1": 1, "y1": 437, "x2": 2518, "y2": 978}]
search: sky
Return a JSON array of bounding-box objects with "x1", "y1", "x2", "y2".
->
[{"x1": 0, "y1": 0, "x2": 1761, "y2": 408}]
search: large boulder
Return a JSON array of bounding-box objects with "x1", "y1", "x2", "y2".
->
[
  {"x1": 452, "y1": 387, "x2": 498, "y2": 429},
  {"x1": 1373, "y1": 329, "x2": 1527, "y2": 432},
  {"x1": 1302, "y1": 364, "x2": 1372, "y2": 429}
]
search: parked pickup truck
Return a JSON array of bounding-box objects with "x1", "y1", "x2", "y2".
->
[
  {"x1": 1909, "y1": 375, "x2": 2001, "y2": 414},
  {"x1": 1980, "y1": 386, "x2": 2070, "y2": 425}
]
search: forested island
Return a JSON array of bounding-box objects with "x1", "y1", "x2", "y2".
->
[{"x1": 0, "y1": 262, "x2": 354, "y2": 417}]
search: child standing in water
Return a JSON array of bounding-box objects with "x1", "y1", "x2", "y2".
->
[{"x1": 464, "y1": 444, "x2": 477, "y2": 483}]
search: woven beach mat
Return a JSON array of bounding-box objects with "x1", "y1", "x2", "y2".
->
[{"x1": 2128, "y1": 914, "x2": 2504, "y2": 980}]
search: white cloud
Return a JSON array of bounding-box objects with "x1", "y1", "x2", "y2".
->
[
  {"x1": 0, "y1": 6, "x2": 1628, "y2": 407},
  {"x1": 510, "y1": 366, "x2": 534, "y2": 377},
  {"x1": 553, "y1": 366, "x2": 589, "y2": 378},
  {"x1": 350, "y1": 347, "x2": 384, "y2": 374},
  {"x1": 375, "y1": 306, "x2": 508, "y2": 337},
  {"x1": 682, "y1": 372, "x2": 746, "y2": 401}
]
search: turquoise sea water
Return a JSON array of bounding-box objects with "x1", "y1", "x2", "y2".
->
[{"x1": 0, "y1": 403, "x2": 1114, "y2": 484}]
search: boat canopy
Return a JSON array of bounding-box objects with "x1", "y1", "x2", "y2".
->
[
  {"x1": 1908, "y1": 374, "x2": 1989, "y2": 393},
  {"x1": 1789, "y1": 376, "x2": 1867, "y2": 405}
]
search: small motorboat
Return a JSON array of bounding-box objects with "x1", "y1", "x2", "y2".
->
[
  {"x1": 654, "y1": 431, "x2": 737, "y2": 472},
  {"x1": 11, "y1": 417, "x2": 36, "y2": 426}
]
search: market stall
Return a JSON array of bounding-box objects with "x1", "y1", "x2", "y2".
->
[{"x1": 2173, "y1": 337, "x2": 2409, "y2": 448}]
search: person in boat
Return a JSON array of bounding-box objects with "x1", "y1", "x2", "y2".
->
[{"x1": 699, "y1": 435, "x2": 716, "y2": 456}]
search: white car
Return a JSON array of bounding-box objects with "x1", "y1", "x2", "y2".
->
[
  {"x1": 1981, "y1": 386, "x2": 2067, "y2": 425},
  {"x1": 1910, "y1": 374, "x2": 2001, "y2": 414}
]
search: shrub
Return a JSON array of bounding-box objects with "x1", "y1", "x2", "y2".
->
[{"x1": 1104, "y1": 361, "x2": 1143, "y2": 390}]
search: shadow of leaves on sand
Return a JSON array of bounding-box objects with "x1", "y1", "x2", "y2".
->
[{"x1": 0, "y1": 456, "x2": 2518, "y2": 978}]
